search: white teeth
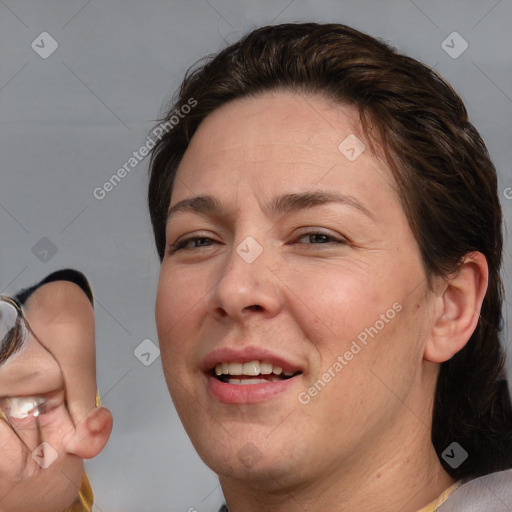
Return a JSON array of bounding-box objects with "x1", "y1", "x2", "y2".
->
[
  {"x1": 229, "y1": 362, "x2": 243, "y2": 376},
  {"x1": 242, "y1": 361, "x2": 260, "y2": 376},
  {"x1": 239, "y1": 379, "x2": 261, "y2": 385},
  {"x1": 214, "y1": 360, "x2": 298, "y2": 379},
  {"x1": 7, "y1": 397, "x2": 44, "y2": 419},
  {"x1": 229, "y1": 378, "x2": 275, "y2": 385},
  {"x1": 260, "y1": 362, "x2": 272, "y2": 375}
]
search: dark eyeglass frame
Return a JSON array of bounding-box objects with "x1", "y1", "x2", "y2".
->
[{"x1": 0, "y1": 295, "x2": 26, "y2": 366}]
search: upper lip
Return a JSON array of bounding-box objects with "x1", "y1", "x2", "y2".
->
[{"x1": 201, "y1": 346, "x2": 304, "y2": 374}]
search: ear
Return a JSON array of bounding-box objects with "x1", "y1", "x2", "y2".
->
[
  {"x1": 64, "y1": 407, "x2": 113, "y2": 459},
  {"x1": 424, "y1": 252, "x2": 488, "y2": 363}
]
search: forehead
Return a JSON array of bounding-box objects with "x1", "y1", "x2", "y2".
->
[
  {"x1": 181, "y1": 91, "x2": 365, "y2": 168},
  {"x1": 172, "y1": 91, "x2": 396, "y2": 214}
]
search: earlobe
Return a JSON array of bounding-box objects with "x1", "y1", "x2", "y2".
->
[
  {"x1": 65, "y1": 406, "x2": 113, "y2": 459},
  {"x1": 424, "y1": 252, "x2": 488, "y2": 363}
]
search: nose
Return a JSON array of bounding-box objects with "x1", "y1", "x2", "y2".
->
[{"x1": 206, "y1": 237, "x2": 283, "y2": 323}]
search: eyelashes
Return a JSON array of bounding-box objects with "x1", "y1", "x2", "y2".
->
[
  {"x1": 294, "y1": 231, "x2": 346, "y2": 245},
  {"x1": 169, "y1": 235, "x2": 216, "y2": 254},
  {"x1": 168, "y1": 229, "x2": 347, "y2": 255}
]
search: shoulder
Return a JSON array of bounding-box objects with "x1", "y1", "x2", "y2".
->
[{"x1": 438, "y1": 469, "x2": 512, "y2": 511}]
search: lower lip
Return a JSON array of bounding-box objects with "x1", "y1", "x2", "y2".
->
[{"x1": 206, "y1": 374, "x2": 299, "y2": 404}]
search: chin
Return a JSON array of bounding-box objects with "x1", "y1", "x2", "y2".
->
[
  {"x1": 190, "y1": 426, "x2": 300, "y2": 485},
  {"x1": 207, "y1": 451, "x2": 293, "y2": 487}
]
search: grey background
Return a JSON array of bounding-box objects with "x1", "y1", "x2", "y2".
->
[{"x1": 1, "y1": 1, "x2": 511, "y2": 511}]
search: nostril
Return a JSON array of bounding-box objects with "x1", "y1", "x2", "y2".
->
[
  {"x1": 245, "y1": 305, "x2": 263, "y2": 312},
  {"x1": 213, "y1": 307, "x2": 229, "y2": 318}
]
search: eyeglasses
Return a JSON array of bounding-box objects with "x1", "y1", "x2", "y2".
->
[
  {"x1": 0, "y1": 296, "x2": 25, "y2": 366},
  {"x1": 0, "y1": 295, "x2": 68, "y2": 473}
]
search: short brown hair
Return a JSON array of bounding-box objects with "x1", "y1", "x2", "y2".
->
[{"x1": 148, "y1": 22, "x2": 512, "y2": 479}]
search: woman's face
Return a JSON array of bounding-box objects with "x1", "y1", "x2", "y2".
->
[
  {"x1": 0, "y1": 301, "x2": 83, "y2": 512},
  {"x1": 156, "y1": 91, "x2": 438, "y2": 485}
]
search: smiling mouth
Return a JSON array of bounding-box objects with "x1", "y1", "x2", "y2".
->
[{"x1": 212, "y1": 360, "x2": 302, "y2": 385}]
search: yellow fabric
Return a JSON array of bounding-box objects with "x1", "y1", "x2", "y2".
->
[
  {"x1": 415, "y1": 481, "x2": 461, "y2": 512},
  {"x1": 62, "y1": 473, "x2": 94, "y2": 512},
  {"x1": 62, "y1": 391, "x2": 100, "y2": 512}
]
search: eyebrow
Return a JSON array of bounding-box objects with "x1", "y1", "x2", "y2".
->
[
  {"x1": 266, "y1": 191, "x2": 374, "y2": 220},
  {"x1": 167, "y1": 195, "x2": 223, "y2": 222},
  {"x1": 167, "y1": 191, "x2": 374, "y2": 223}
]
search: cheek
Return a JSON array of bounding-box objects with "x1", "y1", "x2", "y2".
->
[
  {"x1": 155, "y1": 263, "x2": 209, "y2": 366},
  {"x1": 0, "y1": 427, "x2": 24, "y2": 477},
  {"x1": 286, "y1": 257, "x2": 421, "y2": 391},
  {"x1": 282, "y1": 261, "x2": 388, "y2": 348},
  {"x1": 157, "y1": 264, "x2": 195, "y2": 330}
]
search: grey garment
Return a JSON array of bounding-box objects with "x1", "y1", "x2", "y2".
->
[
  {"x1": 218, "y1": 470, "x2": 512, "y2": 511},
  {"x1": 437, "y1": 469, "x2": 512, "y2": 511}
]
